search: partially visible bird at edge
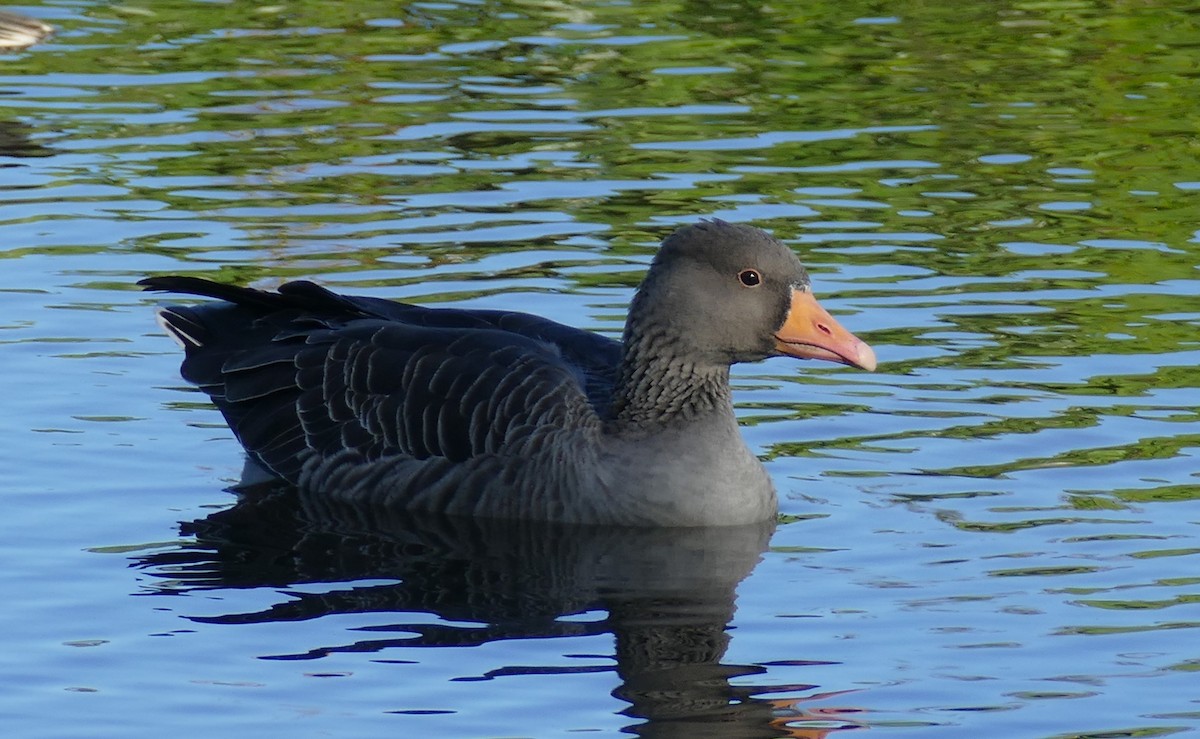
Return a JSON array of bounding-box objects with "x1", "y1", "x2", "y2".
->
[{"x1": 0, "y1": 10, "x2": 52, "y2": 51}]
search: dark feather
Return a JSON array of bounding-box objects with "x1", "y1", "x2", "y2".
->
[{"x1": 140, "y1": 277, "x2": 618, "y2": 483}]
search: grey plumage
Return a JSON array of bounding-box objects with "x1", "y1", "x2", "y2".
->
[{"x1": 141, "y1": 220, "x2": 876, "y2": 525}]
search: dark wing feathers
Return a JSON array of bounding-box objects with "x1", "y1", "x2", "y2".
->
[
  {"x1": 141, "y1": 275, "x2": 620, "y2": 409},
  {"x1": 139, "y1": 277, "x2": 616, "y2": 484}
]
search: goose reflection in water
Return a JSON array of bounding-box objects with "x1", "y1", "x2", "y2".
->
[{"x1": 137, "y1": 484, "x2": 867, "y2": 737}]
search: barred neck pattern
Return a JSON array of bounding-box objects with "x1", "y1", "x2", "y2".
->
[{"x1": 608, "y1": 329, "x2": 733, "y2": 433}]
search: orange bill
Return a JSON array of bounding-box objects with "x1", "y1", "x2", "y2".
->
[{"x1": 774, "y1": 289, "x2": 877, "y2": 371}]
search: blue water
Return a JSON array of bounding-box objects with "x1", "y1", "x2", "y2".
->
[{"x1": 3, "y1": 2, "x2": 1199, "y2": 737}]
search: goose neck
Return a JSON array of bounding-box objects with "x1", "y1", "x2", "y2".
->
[{"x1": 608, "y1": 338, "x2": 733, "y2": 433}]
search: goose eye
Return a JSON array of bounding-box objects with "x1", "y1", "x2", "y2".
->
[{"x1": 738, "y1": 269, "x2": 762, "y2": 287}]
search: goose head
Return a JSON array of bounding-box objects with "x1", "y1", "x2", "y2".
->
[{"x1": 626, "y1": 220, "x2": 876, "y2": 371}]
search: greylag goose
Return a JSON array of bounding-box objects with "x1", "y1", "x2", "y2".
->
[{"x1": 140, "y1": 220, "x2": 876, "y2": 526}]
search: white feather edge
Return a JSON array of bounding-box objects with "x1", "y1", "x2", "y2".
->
[{"x1": 155, "y1": 308, "x2": 203, "y2": 349}]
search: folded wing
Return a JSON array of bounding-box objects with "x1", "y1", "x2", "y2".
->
[{"x1": 140, "y1": 277, "x2": 617, "y2": 483}]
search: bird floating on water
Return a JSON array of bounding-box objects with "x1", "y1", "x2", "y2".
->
[{"x1": 141, "y1": 220, "x2": 876, "y2": 526}]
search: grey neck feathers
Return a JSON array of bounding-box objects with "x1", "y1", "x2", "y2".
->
[{"x1": 608, "y1": 327, "x2": 733, "y2": 434}]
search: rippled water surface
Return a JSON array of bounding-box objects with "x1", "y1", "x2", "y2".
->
[{"x1": 4, "y1": 2, "x2": 1199, "y2": 737}]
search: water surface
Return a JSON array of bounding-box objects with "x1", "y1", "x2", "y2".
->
[{"x1": 3, "y1": 2, "x2": 1199, "y2": 737}]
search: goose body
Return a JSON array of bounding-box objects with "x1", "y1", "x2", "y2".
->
[{"x1": 141, "y1": 220, "x2": 875, "y2": 526}]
